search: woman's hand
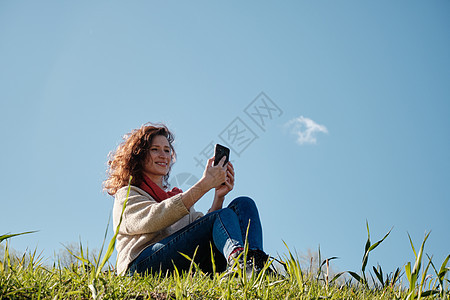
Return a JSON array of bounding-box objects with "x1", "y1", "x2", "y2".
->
[
  {"x1": 208, "y1": 162, "x2": 235, "y2": 213},
  {"x1": 181, "y1": 156, "x2": 228, "y2": 210},
  {"x1": 215, "y1": 161, "x2": 235, "y2": 198},
  {"x1": 200, "y1": 156, "x2": 228, "y2": 191}
]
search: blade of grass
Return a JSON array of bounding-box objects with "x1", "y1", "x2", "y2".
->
[
  {"x1": 0, "y1": 231, "x2": 37, "y2": 243},
  {"x1": 373, "y1": 265, "x2": 384, "y2": 288},
  {"x1": 418, "y1": 255, "x2": 433, "y2": 299},
  {"x1": 406, "y1": 231, "x2": 430, "y2": 296},
  {"x1": 348, "y1": 271, "x2": 364, "y2": 284},
  {"x1": 362, "y1": 226, "x2": 392, "y2": 273},
  {"x1": 437, "y1": 255, "x2": 449, "y2": 283},
  {"x1": 330, "y1": 271, "x2": 345, "y2": 284},
  {"x1": 391, "y1": 267, "x2": 401, "y2": 288},
  {"x1": 283, "y1": 241, "x2": 304, "y2": 292},
  {"x1": 364, "y1": 220, "x2": 371, "y2": 265},
  {"x1": 358, "y1": 222, "x2": 392, "y2": 287},
  {"x1": 93, "y1": 212, "x2": 112, "y2": 272},
  {"x1": 427, "y1": 253, "x2": 450, "y2": 297},
  {"x1": 94, "y1": 176, "x2": 132, "y2": 278}
]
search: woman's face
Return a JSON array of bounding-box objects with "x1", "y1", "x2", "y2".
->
[{"x1": 143, "y1": 135, "x2": 172, "y2": 180}]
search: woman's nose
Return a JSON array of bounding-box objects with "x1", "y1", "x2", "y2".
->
[{"x1": 158, "y1": 149, "x2": 170, "y2": 157}]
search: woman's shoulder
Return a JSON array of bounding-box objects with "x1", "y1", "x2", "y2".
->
[{"x1": 115, "y1": 185, "x2": 151, "y2": 200}]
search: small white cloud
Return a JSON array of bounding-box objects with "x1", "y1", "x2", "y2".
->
[{"x1": 285, "y1": 116, "x2": 328, "y2": 145}]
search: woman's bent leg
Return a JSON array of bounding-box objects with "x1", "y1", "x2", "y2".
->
[
  {"x1": 128, "y1": 208, "x2": 245, "y2": 275},
  {"x1": 226, "y1": 197, "x2": 271, "y2": 274},
  {"x1": 227, "y1": 196, "x2": 263, "y2": 251}
]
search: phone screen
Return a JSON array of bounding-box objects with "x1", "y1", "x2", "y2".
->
[{"x1": 213, "y1": 144, "x2": 230, "y2": 167}]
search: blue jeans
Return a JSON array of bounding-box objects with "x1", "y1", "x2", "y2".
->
[{"x1": 127, "y1": 196, "x2": 263, "y2": 275}]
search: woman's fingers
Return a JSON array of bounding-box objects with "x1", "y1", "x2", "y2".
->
[
  {"x1": 226, "y1": 162, "x2": 234, "y2": 184},
  {"x1": 224, "y1": 180, "x2": 233, "y2": 190},
  {"x1": 227, "y1": 162, "x2": 234, "y2": 175},
  {"x1": 225, "y1": 173, "x2": 234, "y2": 189},
  {"x1": 207, "y1": 157, "x2": 215, "y2": 167},
  {"x1": 219, "y1": 156, "x2": 227, "y2": 168},
  {"x1": 226, "y1": 170, "x2": 234, "y2": 183},
  {"x1": 213, "y1": 160, "x2": 235, "y2": 195},
  {"x1": 202, "y1": 156, "x2": 227, "y2": 187}
]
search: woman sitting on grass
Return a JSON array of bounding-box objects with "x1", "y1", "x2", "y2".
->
[{"x1": 103, "y1": 123, "x2": 271, "y2": 276}]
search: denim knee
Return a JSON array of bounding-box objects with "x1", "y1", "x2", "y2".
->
[
  {"x1": 216, "y1": 207, "x2": 237, "y2": 220},
  {"x1": 228, "y1": 196, "x2": 257, "y2": 212}
]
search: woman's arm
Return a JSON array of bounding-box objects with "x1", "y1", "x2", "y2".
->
[
  {"x1": 181, "y1": 156, "x2": 228, "y2": 210},
  {"x1": 208, "y1": 194, "x2": 225, "y2": 213},
  {"x1": 114, "y1": 186, "x2": 189, "y2": 235},
  {"x1": 115, "y1": 156, "x2": 228, "y2": 235}
]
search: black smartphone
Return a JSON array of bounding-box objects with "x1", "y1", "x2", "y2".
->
[{"x1": 213, "y1": 144, "x2": 230, "y2": 167}]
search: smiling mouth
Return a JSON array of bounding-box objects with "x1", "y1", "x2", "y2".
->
[{"x1": 156, "y1": 162, "x2": 168, "y2": 167}]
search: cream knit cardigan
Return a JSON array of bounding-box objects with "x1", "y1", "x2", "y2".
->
[{"x1": 113, "y1": 185, "x2": 204, "y2": 275}]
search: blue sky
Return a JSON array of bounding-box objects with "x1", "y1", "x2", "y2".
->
[{"x1": 1, "y1": 1, "x2": 449, "y2": 275}]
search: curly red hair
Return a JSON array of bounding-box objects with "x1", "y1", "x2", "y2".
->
[{"x1": 103, "y1": 123, "x2": 176, "y2": 195}]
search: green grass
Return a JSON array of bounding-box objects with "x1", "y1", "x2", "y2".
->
[
  {"x1": 1, "y1": 179, "x2": 448, "y2": 299},
  {"x1": 0, "y1": 238, "x2": 448, "y2": 299},
  {"x1": 1, "y1": 226, "x2": 448, "y2": 300}
]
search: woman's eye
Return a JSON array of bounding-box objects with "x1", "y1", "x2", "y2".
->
[
  {"x1": 151, "y1": 148, "x2": 158, "y2": 152},
  {"x1": 165, "y1": 149, "x2": 170, "y2": 153}
]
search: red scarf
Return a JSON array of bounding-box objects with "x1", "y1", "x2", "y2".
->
[{"x1": 139, "y1": 174, "x2": 183, "y2": 202}]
